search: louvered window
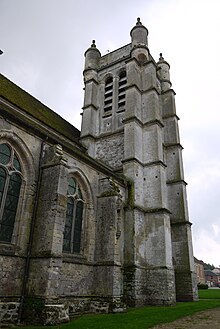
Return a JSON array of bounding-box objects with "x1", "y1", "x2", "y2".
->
[
  {"x1": 118, "y1": 71, "x2": 126, "y2": 109},
  {"x1": 104, "y1": 77, "x2": 113, "y2": 112},
  {"x1": 0, "y1": 143, "x2": 22, "y2": 243}
]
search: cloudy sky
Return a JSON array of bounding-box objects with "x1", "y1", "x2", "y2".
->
[{"x1": 0, "y1": 0, "x2": 220, "y2": 267}]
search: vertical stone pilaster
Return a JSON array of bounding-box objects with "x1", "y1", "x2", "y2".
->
[
  {"x1": 81, "y1": 40, "x2": 101, "y2": 156},
  {"x1": 162, "y1": 86, "x2": 198, "y2": 301},
  {"x1": 93, "y1": 177, "x2": 124, "y2": 311},
  {"x1": 24, "y1": 145, "x2": 69, "y2": 323}
]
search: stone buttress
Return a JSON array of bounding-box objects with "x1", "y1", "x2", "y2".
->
[
  {"x1": 24, "y1": 145, "x2": 69, "y2": 324},
  {"x1": 157, "y1": 54, "x2": 198, "y2": 300}
]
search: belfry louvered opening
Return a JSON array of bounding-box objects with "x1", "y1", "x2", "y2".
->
[
  {"x1": 104, "y1": 77, "x2": 113, "y2": 112},
  {"x1": 118, "y1": 71, "x2": 126, "y2": 109}
]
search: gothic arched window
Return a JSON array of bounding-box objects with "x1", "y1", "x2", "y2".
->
[
  {"x1": 0, "y1": 143, "x2": 22, "y2": 243},
  {"x1": 118, "y1": 71, "x2": 126, "y2": 109},
  {"x1": 104, "y1": 76, "x2": 113, "y2": 112},
  {"x1": 63, "y1": 177, "x2": 85, "y2": 254}
]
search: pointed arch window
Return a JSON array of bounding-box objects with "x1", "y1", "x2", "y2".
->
[
  {"x1": 118, "y1": 71, "x2": 127, "y2": 109},
  {"x1": 0, "y1": 143, "x2": 22, "y2": 243},
  {"x1": 104, "y1": 76, "x2": 113, "y2": 112},
  {"x1": 63, "y1": 177, "x2": 85, "y2": 254}
]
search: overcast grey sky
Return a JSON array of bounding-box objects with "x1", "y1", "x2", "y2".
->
[{"x1": 0, "y1": 0, "x2": 220, "y2": 267}]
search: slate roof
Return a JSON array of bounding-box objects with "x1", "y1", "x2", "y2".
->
[
  {"x1": 204, "y1": 270, "x2": 217, "y2": 276},
  {"x1": 0, "y1": 74, "x2": 80, "y2": 143}
]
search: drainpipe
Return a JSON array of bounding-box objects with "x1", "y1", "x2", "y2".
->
[{"x1": 17, "y1": 137, "x2": 47, "y2": 324}]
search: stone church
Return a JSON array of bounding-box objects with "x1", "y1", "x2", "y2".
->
[{"x1": 0, "y1": 18, "x2": 198, "y2": 325}]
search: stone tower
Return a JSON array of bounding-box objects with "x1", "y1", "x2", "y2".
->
[{"x1": 81, "y1": 18, "x2": 197, "y2": 306}]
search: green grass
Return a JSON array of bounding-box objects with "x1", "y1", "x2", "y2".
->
[
  {"x1": 199, "y1": 288, "x2": 220, "y2": 299},
  {"x1": 18, "y1": 299, "x2": 220, "y2": 329}
]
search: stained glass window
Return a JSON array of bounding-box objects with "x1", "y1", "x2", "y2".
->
[
  {"x1": 0, "y1": 143, "x2": 22, "y2": 243},
  {"x1": 0, "y1": 144, "x2": 11, "y2": 165},
  {"x1": 63, "y1": 178, "x2": 84, "y2": 254}
]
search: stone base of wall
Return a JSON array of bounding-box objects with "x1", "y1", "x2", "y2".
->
[
  {"x1": 124, "y1": 266, "x2": 176, "y2": 307},
  {"x1": 135, "y1": 267, "x2": 176, "y2": 306},
  {"x1": 21, "y1": 298, "x2": 69, "y2": 325},
  {"x1": 175, "y1": 269, "x2": 198, "y2": 301},
  {"x1": 7, "y1": 296, "x2": 124, "y2": 325},
  {"x1": 90, "y1": 297, "x2": 126, "y2": 314},
  {"x1": 44, "y1": 304, "x2": 69, "y2": 325},
  {"x1": 0, "y1": 302, "x2": 19, "y2": 324},
  {"x1": 60, "y1": 296, "x2": 126, "y2": 320},
  {"x1": 34, "y1": 297, "x2": 125, "y2": 324}
]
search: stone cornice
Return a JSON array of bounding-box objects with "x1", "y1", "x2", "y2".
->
[
  {"x1": 163, "y1": 142, "x2": 183, "y2": 149},
  {"x1": 123, "y1": 116, "x2": 164, "y2": 128},
  {"x1": 124, "y1": 204, "x2": 171, "y2": 215},
  {"x1": 141, "y1": 86, "x2": 161, "y2": 95},
  {"x1": 82, "y1": 103, "x2": 98, "y2": 111},
  {"x1": 126, "y1": 83, "x2": 142, "y2": 93},
  {"x1": 163, "y1": 114, "x2": 180, "y2": 120},
  {"x1": 161, "y1": 88, "x2": 176, "y2": 96},
  {"x1": 83, "y1": 77, "x2": 99, "y2": 85},
  {"x1": 171, "y1": 220, "x2": 192, "y2": 226},
  {"x1": 166, "y1": 179, "x2": 187, "y2": 186},
  {"x1": 122, "y1": 157, "x2": 166, "y2": 168}
]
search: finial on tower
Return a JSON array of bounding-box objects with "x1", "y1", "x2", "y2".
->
[
  {"x1": 91, "y1": 40, "x2": 96, "y2": 48},
  {"x1": 136, "y1": 17, "x2": 142, "y2": 25},
  {"x1": 159, "y1": 53, "x2": 164, "y2": 61}
]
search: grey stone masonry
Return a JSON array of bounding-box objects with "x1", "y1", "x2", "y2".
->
[
  {"x1": 0, "y1": 17, "x2": 198, "y2": 326},
  {"x1": 25, "y1": 145, "x2": 69, "y2": 320},
  {"x1": 0, "y1": 302, "x2": 20, "y2": 324},
  {"x1": 81, "y1": 17, "x2": 197, "y2": 306}
]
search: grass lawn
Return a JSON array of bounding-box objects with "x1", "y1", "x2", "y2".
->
[
  {"x1": 17, "y1": 299, "x2": 220, "y2": 329},
  {"x1": 198, "y1": 288, "x2": 220, "y2": 299}
]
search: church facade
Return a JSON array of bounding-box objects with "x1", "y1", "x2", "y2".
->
[{"x1": 0, "y1": 19, "x2": 197, "y2": 325}]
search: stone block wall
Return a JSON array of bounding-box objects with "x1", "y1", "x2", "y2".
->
[
  {"x1": 0, "y1": 302, "x2": 20, "y2": 324},
  {"x1": 134, "y1": 267, "x2": 176, "y2": 306},
  {"x1": 59, "y1": 262, "x2": 94, "y2": 296},
  {"x1": 96, "y1": 134, "x2": 124, "y2": 169},
  {"x1": 44, "y1": 304, "x2": 69, "y2": 325},
  {"x1": 0, "y1": 256, "x2": 25, "y2": 296}
]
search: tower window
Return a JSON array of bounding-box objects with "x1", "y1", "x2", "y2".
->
[
  {"x1": 118, "y1": 71, "x2": 127, "y2": 109},
  {"x1": 63, "y1": 177, "x2": 85, "y2": 254},
  {"x1": 104, "y1": 77, "x2": 113, "y2": 112},
  {"x1": 0, "y1": 143, "x2": 22, "y2": 243}
]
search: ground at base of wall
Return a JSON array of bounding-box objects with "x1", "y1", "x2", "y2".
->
[{"x1": 151, "y1": 307, "x2": 220, "y2": 328}]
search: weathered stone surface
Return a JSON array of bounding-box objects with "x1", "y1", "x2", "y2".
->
[
  {"x1": 0, "y1": 303, "x2": 19, "y2": 324},
  {"x1": 0, "y1": 18, "x2": 197, "y2": 325},
  {"x1": 96, "y1": 134, "x2": 124, "y2": 169},
  {"x1": 44, "y1": 304, "x2": 69, "y2": 325}
]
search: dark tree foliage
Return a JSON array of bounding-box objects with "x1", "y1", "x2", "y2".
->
[{"x1": 203, "y1": 262, "x2": 215, "y2": 270}]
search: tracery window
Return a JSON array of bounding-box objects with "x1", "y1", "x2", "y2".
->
[
  {"x1": 63, "y1": 177, "x2": 85, "y2": 254},
  {"x1": 0, "y1": 143, "x2": 22, "y2": 243}
]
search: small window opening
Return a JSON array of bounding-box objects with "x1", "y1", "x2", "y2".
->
[
  {"x1": 104, "y1": 77, "x2": 113, "y2": 112},
  {"x1": 118, "y1": 71, "x2": 127, "y2": 109}
]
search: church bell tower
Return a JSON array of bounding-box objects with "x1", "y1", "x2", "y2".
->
[{"x1": 81, "y1": 18, "x2": 197, "y2": 306}]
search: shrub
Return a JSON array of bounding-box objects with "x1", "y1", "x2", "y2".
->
[{"x1": 198, "y1": 283, "x2": 209, "y2": 290}]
